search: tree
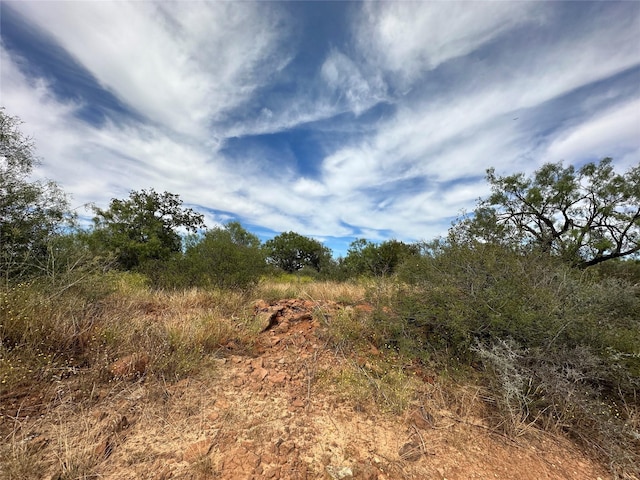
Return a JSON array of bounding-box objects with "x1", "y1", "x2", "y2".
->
[
  {"x1": 455, "y1": 159, "x2": 640, "y2": 268},
  {"x1": 264, "y1": 231, "x2": 332, "y2": 273},
  {"x1": 0, "y1": 109, "x2": 71, "y2": 281},
  {"x1": 185, "y1": 222, "x2": 265, "y2": 289},
  {"x1": 89, "y1": 189, "x2": 204, "y2": 269},
  {"x1": 344, "y1": 238, "x2": 419, "y2": 276},
  {"x1": 142, "y1": 221, "x2": 266, "y2": 289}
]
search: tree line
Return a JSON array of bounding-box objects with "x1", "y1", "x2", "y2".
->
[{"x1": 2, "y1": 108, "x2": 639, "y2": 289}]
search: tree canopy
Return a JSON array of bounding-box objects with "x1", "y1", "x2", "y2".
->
[
  {"x1": 455, "y1": 158, "x2": 640, "y2": 268},
  {"x1": 184, "y1": 222, "x2": 265, "y2": 289},
  {"x1": 89, "y1": 189, "x2": 204, "y2": 269},
  {"x1": 344, "y1": 238, "x2": 419, "y2": 276},
  {"x1": 264, "y1": 231, "x2": 332, "y2": 273},
  {"x1": 0, "y1": 109, "x2": 70, "y2": 281}
]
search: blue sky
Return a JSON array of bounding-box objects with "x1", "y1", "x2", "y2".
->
[{"x1": 1, "y1": 1, "x2": 639, "y2": 257}]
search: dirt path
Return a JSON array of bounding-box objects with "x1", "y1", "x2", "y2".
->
[{"x1": 2, "y1": 299, "x2": 611, "y2": 479}]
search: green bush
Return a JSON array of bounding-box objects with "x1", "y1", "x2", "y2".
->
[
  {"x1": 391, "y1": 241, "x2": 639, "y2": 476},
  {"x1": 141, "y1": 222, "x2": 267, "y2": 290}
]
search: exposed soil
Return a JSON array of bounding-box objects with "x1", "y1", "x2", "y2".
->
[{"x1": 1, "y1": 299, "x2": 612, "y2": 479}]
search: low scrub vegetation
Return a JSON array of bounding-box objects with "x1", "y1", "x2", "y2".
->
[
  {"x1": 392, "y1": 242, "x2": 640, "y2": 477},
  {"x1": 1, "y1": 251, "x2": 638, "y2": 477}
]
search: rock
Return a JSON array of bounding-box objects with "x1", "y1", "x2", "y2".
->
[
  {"x1": 326, "y1": 465, "x2": 353, "y2": 479},
  {"x1": 94, "y1": 436, "x2": 113, "y2": 459},
  {"x1": 251, "y1": 367, "x2": 269, "y2": 382},
  {"x1": 275, "y1": 321, "x2": 290, "y2": 333},
  {"x1": 233, "y1": 377, "x2": 244, "y2": 387},
  {"x1": 398, "y1": 441, "x2": 422, "y2": 461},
  {"x1": 109, "y1": 352, "x2": 149, "y2": 379},
  {"x1": 291, "y1": 313, "x2": 313, "y2": 323},
  {"x1": 410, "y1": 409, "x2": 433, "y2": 429},
  {"x1": 221, "y1": 446, "x2": 261, "y2": 476},
  {"x1": 250, "y1": 357, "x2": 264, "y2": 369},
  {"x1": 183, "y1": 438, "x2": 212, "y2": 463},
  {"x1": 254, "y1": 300, "x2": 285, "y2": 332},
  {"x1": 269, "y1": 371, "x2": 288, "y2": 384}
]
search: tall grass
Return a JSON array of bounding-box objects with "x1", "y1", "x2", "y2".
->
[{"x1": 0, "y1": 272, "x2": 261, "y2": 399}]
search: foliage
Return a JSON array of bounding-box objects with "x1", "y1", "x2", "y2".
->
[
  {"x1": 343, "y1": 238, "x2": 419, "y2": 277},
  {"x1": 89, "y1": 189, "x2": 204, "y2": 270},
  {"x1": 142, "y1": 222, "x2": 266, "y2": 290},
  {"x1": 393, "y1": 240, "x2": 640, "y2": 476},
  {"x1": 264, "y1": 231, "x2": 332, "y2": 273},
  {"x1": 0, "y1": 109, "x2": 71, "y2": 282},
  {"x1": 454, "y1": 159, "x2": 640, "y2": 268}
]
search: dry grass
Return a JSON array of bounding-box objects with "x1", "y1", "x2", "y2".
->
[
  {"x1": 1, "y1": 275, "x2": 367, "y2": 407},
  {"x1": 254, "y1": 279, "x2": 367, "y2": 304},
  {"x1": 321, "y1": 359, "x2": 420, "y2": 415}
]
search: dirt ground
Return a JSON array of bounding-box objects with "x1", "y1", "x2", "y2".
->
[{"x1": 1, "y1": 299, "x2": 612, "y2": 479}]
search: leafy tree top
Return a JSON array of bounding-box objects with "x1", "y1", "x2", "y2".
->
[
  {"x1": 91, "y1": 189, "x2": 204, "y2": 269},
  {"x1": 344, "y1": 238, "x2": 419, "y2": 276},
  {"x1": 1, "y1": 109, "x2": 70, "y2": 280},
  {"x1": 455, "y1": 158, "x2": 640, "y2": 268},
  {"x1": 264, "y1": 231, "x2": 332, "y2": 273}
]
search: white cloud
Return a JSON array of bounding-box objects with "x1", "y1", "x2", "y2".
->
[
  {"x1": 6, "y1": 1, "x2": 290, "y2": 137},
  {"x1": 356, "y1": 2, "x2": 543, "y2": 86},
  {"x1": 546, "y1": 99, "x2": 640, "y2": 165},
  {"x1": 320, "y1": 2, "x2": 640, "y2": 192},
  {"x1": 321, "y1": 49, "x2": 387, "y2": 115},
  {"x1": 2, "y1": 1, "x2": 638, "y2": 248}
]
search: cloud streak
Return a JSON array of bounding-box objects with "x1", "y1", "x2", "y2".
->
[{"x1": 1, "y1": 1, "x2": 638, "y2": 255}]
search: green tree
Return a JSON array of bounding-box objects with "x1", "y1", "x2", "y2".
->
[
  {"x1": 0, "y1": 109, "x2": 71, "y2": 281},
  {"x1": 143, "y1": 221, "x2": 265, "y2": 289},
  {"x1": 455, "y1": 158, "x2": 640, "y2": 268},
  {"x1": 344, "y1": 238, "x2": 419, "y2": 276},
  {"x1": 89, "y1": 189, "x2": 204, "y2": 269},
  {"x1": 264, "y1": 231, "x2": 332, "y2": 273},
  {"x1": 185, "y1": 221, "x2": 265, "y2": 289}
]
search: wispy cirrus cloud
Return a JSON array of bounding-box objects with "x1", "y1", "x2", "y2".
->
[
  {"x1": 1, "y1": 1, "x2": 638, "y2": 255},
  {"x1": 355, "y1": 2, "x2": 544, "y2": 89},
  {"x1": 5, "y1": 1, "x2": 292, "y2": 137}
]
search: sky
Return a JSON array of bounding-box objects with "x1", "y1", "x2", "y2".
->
[{"x1": 1, "y1": 1, "x2": 639, "y2": 257}]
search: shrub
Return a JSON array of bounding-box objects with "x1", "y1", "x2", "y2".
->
[
  {"x1": 141, "y1": 223, "x2": 267, "y2": 290},
  {"x1": 392, "y1": 241, "x2": 640, "y2": 477}
]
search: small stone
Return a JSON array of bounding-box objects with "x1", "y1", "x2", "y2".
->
[
  {"x1": 269, "y1": 372, "x2": 288, "y2": 384},
  {"x1": 326, "y1": 465, "x2": 353, "y2": 479},
  {"x1": 183, "y1": 438, "x2": 212, "y2": 463},
  {"x1": 276, "y1": 321, "x2": 290, "y2": 333},
  {"x1": 250, "y1": 357, "x2": 264, "y2": 370},
  {"x1": 252, "y1": 367, "x2": 269, "y2": 382},
  {"x1": 94, "y1": 436, "x2": 113, "y2": 458},
  {"x1": 410, "y1": 409, "x2": 433, "y2": 429},
  {"x1": 398, "y1": 441, "x2": 422, "y2": 461},
  {"x1": 291, "y1": 398, "x2": 305, "y2": 408}
]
